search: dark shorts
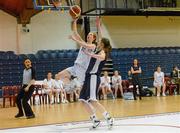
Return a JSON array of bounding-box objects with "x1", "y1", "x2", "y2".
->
[{"x1": 79, "y1": 74, "x2": 100, "y2": 102}]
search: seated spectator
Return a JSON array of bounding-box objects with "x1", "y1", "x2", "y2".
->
[
  {"x1": 43, "y1": 72, "x2": 55, "y2": 104},
  {"x1": 171, "y1": 66, "x2": 179, "y2": 83},
  {"x1": 63, "y1": 76, "x2": 81, "y2": 102},
  {"x1": 153, "y1": 66, "x2": 166, "y2": 97},
  {"x1": 54, "y1": 74, "x2": 68, "y2": 104},
  {"x1": 71, "y1": 77, "x2": 82, "y2": 101},
  {"x1": 100, "y1": 71, "x2": 114, "y2": 99},
  {"x1": 112, "y1": 70, "x2": 123, "y2": 98}
]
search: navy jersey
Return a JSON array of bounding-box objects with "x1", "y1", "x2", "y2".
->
[
  {"x1": 79, "y1": 49, "x2": 106, "y2": 101},
  {"x1": 86, "y1": 49, "x2": 106, "y2": 75}
]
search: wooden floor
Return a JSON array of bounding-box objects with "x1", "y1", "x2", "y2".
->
[{"x1": 0, "y1": 95, "x2": 180, "y2": 130}]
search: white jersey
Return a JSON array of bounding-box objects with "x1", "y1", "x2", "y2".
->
[
  {"x1": 43, "y1": 78, "x2": 54, "y2": 89},
  {"x1": 112, "y1": 75, "x2": 122, "y2": 85},
  {"x1": 101, "y1": 76, "x2": 111, "y2": 85},
  {"x1": 54, "y1": 80, "x2": 63, "y2": 89},
  {"x1": 154, "y1": 71, "x2": 164, "y2": 84},
  {"x1": 74, "y1": 47, "x2": 94, "y2": 70}
]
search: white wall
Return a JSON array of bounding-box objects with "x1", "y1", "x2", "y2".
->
[
  {"x1": 0, "y1": 10, "x2": 17, "y2": 53},
  {"x1": 1, "y1": 10, "x2": 180, "y2": 54},
  {"x1": 102, "y1": 16, "x2": 180, "y2": 48},
  {"x1": 3, "y1": 11, "x2": 77, "y2": 54},
  {"x1": 30, "y1": 11, "x2": 76, "y2": 53}
]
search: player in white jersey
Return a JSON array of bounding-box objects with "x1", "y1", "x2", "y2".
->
[
  {"x1": 153, "y1": 66, "x2": 166, "y2": 96},
  {"x1": 100, "y1": 71, "x2": 114, "y2": 99},
  {"x1": 54, "y1": 74, "x2": 68, "y2": 104},
  {"x1": 58, "y1": 17, "x2": 101, "y2": 86},
  {"x1": 112, "y1": 70, "x2": 123, "y2": 98}
]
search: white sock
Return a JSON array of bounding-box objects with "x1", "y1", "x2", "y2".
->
[
  {"x1": 57, "y1": 96, "x2": 60, "y2": 103},
  {"x1": 51, "y1": 96, "x2": 54, "y2": 103},
  {"x1": 103, "y1": 111, "x2": 110, "y2": 119}
]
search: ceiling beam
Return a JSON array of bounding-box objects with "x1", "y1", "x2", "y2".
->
[
  {"x1": 18, "y1": 0, "x2": 40, "y2": 24},
  {"x1": 0, "y1": 6, "x2": 18, "y2": 18}
]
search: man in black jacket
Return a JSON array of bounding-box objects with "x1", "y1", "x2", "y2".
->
[{"x1": 15, "y1": 58, "x2": 36, "y2": 119}]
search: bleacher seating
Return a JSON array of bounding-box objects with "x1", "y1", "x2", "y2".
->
[
  {"x1": 111, "y1": 47, "x2": 180, "y2": 87},
  {"x1": 0, "y1": 47, "x2": 180, "y2": 98}
]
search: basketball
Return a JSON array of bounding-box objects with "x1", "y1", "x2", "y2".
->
[{"x1": 69, "y1": 5, "x2": 81, "y2": 19}]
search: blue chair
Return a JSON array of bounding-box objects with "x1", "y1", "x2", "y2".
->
[
  {"x1": 50, "y1": 52, "x2": 58, "y2": 59},
  {"x1": 176, "y1": 48, "x2": 180, "y2": 54},
  {"x1": 67, "y1": 52, "x2": 73, "y2": 58},
  {"x1": 163, "y1": 49, "x2": 170, "y2": 54},
  {"x1": 58, "y1": 52, "x2": 65, "y2": 58},
  {"x1": 150, "y1": 49, "x2": 157, "y2": 55}
]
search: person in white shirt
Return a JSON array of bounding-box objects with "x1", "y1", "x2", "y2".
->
[
  {"x1": 100, "y1": 71, "x2": 114, "y2": 99},
  {"x1": 71, "y1": 77, "x2": 82, "y2": 101},
  {"x1": 112, "y1": 70, "x2": 123, "y2": 98},
  {"x1": 43, "y1": 72, "x2": 55, "y2": 104},
  {"x1": 63, "y1": 76, "x2": 82, "y2": 102},
  {"x1": 153, "y1": 66, "x2": 166, "y2": 97},
  {"x1": 54, "y1": 74, "x2": 68, "y2": 104}
]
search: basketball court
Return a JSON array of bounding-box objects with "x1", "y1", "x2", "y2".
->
[
  {"x1": 0, "y1": 96, "x2": 180, "y2": 132},
  {"x1": 1, "y1": 112, "x2": 180, "y2": 133}
]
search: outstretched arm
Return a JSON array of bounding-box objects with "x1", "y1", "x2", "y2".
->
[
  {"x1": 72, "y1": 19, "x2": 83, "y2": 42},
  {"x1": 69, "y1": 34, "x2": 96, "y2": 50},
  {"x1": 84, "y1": 50, "x2": 105, "y2": 61},
  {"x1": 96, "y1": 17, "x2": 102, "y2": 43}
]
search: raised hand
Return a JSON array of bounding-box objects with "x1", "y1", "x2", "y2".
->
[{"x1": 96, "y1": 16, "x2": 101, "y2": 28}]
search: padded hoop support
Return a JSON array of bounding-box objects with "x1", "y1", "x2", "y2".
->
[{"x1": 33, "y1": 0, "x2": 70, "y2": 11}]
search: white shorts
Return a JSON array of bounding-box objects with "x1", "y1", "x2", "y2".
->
[
  {"x1": 43, "y1": 89, "x2": 52, "y2": 94},
  {"x1": 101, "y1": 83, "x2": 111, "y2": 89},
  {"x1": 153, "y1": 82, "x2": 163, "y2": 88},
  {"x1": 112, "y1": 83, "x2": 121, "y2": 88},
  {"x1": 54, "y1": 89, "x2": 62, "y2": 93},
  {"x1": 66, "y1": 64, "x2": 86, "y2": 85}
]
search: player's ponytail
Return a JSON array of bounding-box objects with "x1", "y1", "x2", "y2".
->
[
  {"x1": 92, "y1": 33, "x2": 97, "y2": 45},
  {"x1": 101, "y1": 38, "x2": 112, "y2": 59}
]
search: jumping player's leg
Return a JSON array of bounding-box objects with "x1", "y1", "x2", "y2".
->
[
  {"x1": 90, "y1": 101, "x2": 113, "y2": 127},
  {"x1": 80, "y1": 100, "x2": 100, "y2": 129},
  {"x1": 58, "y1": 69, "x2": 71, "y2": 81}
]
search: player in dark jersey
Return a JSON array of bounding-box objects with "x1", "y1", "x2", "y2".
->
[{"x1": 70, "y1": 33, "x2": 113, "y2": 128}]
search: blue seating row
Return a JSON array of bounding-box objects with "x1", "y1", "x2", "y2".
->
[{"x1": 0, "y1": 47, "x2": 180, "y2": 89}]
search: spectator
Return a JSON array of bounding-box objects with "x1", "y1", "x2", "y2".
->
[
  {"x1": 112, "y1": 70, "x2": 123, "y2": 98},
  {"x1": 153, "y1": 66, "x2": 166, "y2": 97},
  {"x1": 171, "y1": 66, "x2": 179, "y2": 83},
  {"x1": 71, "y1": 77, "x2": 82, "y2": 101},
  {"x1": 131, "y1": 59, "x2": 143, "y2": 100},
  {"x1": 54, "y1": 74, "x2": 68, "y2": 104},
  {"x1": 43, "y1": 72, "x2": 55, "y2": 104},
  {"x1": 15, "y1": 58, "x2": 35, "y2": 119},
  {"x1": 100, "y1": 71, "x2": 114, "y2": 99},
  {"x1": 63, "y1": 76, "x2": 80, "y2": 102}
]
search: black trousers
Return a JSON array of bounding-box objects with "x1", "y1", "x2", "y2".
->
[
  {"x1": 16, "y1": 85, "x2": 34, "y2": 116},
  {"x1": 132, "y1": 77, "x2": 143, "y2": 100}
]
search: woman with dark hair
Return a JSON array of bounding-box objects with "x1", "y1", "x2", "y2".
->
[
  {"x1": 131, "y1": 59, "x2": 143, "y2": 100},
  {"x1": 82, "y1": 37, "x2": 113, "y2": 129},
  {"x1": 171, "y1": 66, "x2": 179, "y2": 80},
  {"x1": 70, "y1": 34, "x2": 114, "y2": 129},
  {"x1": 15, "y1": 58, "x2": 35, "y2": 119}
]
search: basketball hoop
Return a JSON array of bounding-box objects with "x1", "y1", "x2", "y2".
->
[{"x1": 33, "y1": 0, "x2": 70, "y2": 11}]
